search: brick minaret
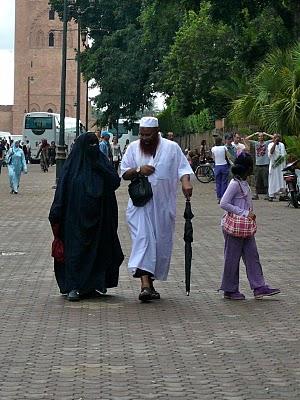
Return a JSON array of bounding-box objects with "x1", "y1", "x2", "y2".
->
[{"x1": 13, "y1": 0, "x2": 86, "y2": 134}]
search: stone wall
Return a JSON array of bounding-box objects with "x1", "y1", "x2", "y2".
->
[{"x1": 176, "y1": 130, "x2": 222, "y2": 151}]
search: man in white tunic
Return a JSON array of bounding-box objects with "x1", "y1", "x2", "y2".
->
[
  {"x1": 121, "y1": 117, "x2": 193, "y2": 302},
  {"x1": 268, "y1": 134, "x2": 286, "y2": 201}
]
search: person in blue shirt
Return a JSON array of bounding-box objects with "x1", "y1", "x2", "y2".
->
[{"x1": 99, "y1": 131, "x2": 113, "y2": 164}]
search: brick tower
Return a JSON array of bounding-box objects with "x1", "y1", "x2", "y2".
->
[{"x1": 12, "y1": 0, "x2": 86, "y2": 134}]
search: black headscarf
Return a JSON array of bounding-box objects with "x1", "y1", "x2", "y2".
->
[
  {"x1": 63, "y1": 133, "x2": 120, "y2": 197},
  {"x1": 50, "y1": 133, "x2": 120, "y2": 224}
]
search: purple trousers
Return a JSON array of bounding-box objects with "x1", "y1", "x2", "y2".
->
[
  {"x1": 214, "y1": 164, "x2": 229, "y2": 199},
  {"x1": 220, "y1": 231, "x2": 266, "y2": 292}
]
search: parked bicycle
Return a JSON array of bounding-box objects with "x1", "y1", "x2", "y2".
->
[{"x1": 195, "y1": 162, "x2": 215, "y2": 183}]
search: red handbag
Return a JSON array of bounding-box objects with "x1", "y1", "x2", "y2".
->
[
  {"x1": 50, "y1": 223, "x2": 64, "y2": 263},
  {"x1": 51, "y1": 238, "x2": 65, "y2": 263},
  {"x1": 223, "y1": 212, "x2": 257, "y2": 238}
]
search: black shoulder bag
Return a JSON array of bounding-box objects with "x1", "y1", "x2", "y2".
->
[{"x1": 128, "y1": 174, "x2": 153, "y2": 207}]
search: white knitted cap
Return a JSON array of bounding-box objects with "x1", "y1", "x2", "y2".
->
[{"x1": 139, "y1": 116, "x2": 159, "y2": 128}]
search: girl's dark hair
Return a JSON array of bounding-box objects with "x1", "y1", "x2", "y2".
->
[{"x1": 231, "y1": 152, "x2": 253, "y2": 178}]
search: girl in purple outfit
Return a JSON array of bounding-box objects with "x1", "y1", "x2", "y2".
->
[{"x1": 219, "y1": 152, "x2": 280, "y2": 300}]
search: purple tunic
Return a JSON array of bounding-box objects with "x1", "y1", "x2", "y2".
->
[{"x1": 220, "y1": 179, "x2": 252, "y2": 218}]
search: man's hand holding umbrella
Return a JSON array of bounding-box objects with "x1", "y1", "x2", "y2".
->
[{"x1": 181, "y1": 175, "x2": 193, "y2": 200}]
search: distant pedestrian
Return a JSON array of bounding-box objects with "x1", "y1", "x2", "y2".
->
[
  {"x1": 167, "y1": 131, "x2": 174, "y2": 141},
  {"x1": 111, "y1": 137, "x2": 122, "y2": 171},
  {"x1": 80, "y1": 123, "x2": 86, "y2": 134},
  {"x1": 95, "y1": 129, "x2": 102, "y2": 142},
  {"x1": 219, "y1": 152, "x2": 280, "y2": 300},
  {"x1": 199, "y1": 140, "x2": 208, "y2": 163},
  {"x1": 268, "y1": 134, "x2": 287, "y2": 201},
  {"x1": 26, "y1": 140, "x2": 31, "y2": 163},
  {"x1": 99, "y1": 131, "x2": 113, "y2": 164},
  {"x1": 22, "y1": 142, "x2": 29, "y2": 164},
  {"x1": 0, "y1": 140, "x2": 6, "y2": 174},
  {"x1": 232, "y1": 133, "x2": 246, "y2": 156},
  {"x1": 190, "y1": 149, "x2": 200, "y2": 171},
  {"x1": 245, "y1": 131, "x2": 273, "y2": 200},
  {"x1": 49, "y1": 133, "x2": 124, "y2": 301},
  {"x1": 49, "y1": 141, "x2": 56, "y2": 165},
  {"x1": 224, "y1": 134, "x2": 236, "y2": 166},
  {"x1": 211, "y1": 137, "x2": 229, "y2": 203},
  {"x1": 5, "y1": 141, "x2": 27, "y2": 194},
  {"x1": 36, "y1": 139, "x2": 50, "y2": 172}
]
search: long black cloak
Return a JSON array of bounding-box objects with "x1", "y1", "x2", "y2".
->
[{"x1": 49, "y1": 133, "x2": 124, "y2": 295}]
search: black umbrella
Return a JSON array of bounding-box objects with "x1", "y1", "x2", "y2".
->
[{"x1": 183, "y1": 199, "x2": 194, "y2": 296}]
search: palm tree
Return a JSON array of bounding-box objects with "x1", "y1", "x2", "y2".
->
[{"x1": 230, "y1": 43, "x2": 300, "y2": 136}]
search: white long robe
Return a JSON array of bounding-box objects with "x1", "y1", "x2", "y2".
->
[
  {"x1": 121, "y1": 138, "x2": 193, "y2": 280},
  {"x1": 268, "y1": 142, "x2": 286, "y2": 196}
]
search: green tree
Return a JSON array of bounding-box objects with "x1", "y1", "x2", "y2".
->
[
  {"x1": 50, "y1": 0, "x2": 152, "y2": 125},
  {"x1": 140, "y1": 1, "x2": 200, "y2": 88},
  {"x1": 81, "y1": 23, "x2": 153, "y2": 126},
  {"x1": 50, "y1": 0, "x2": 300, "y2": 131},
  {"x1": 162, "y1": 3, "x2": 237, "y2": 118}
]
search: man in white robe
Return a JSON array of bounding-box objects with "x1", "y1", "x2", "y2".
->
[
  {"x1": 121, "y1": 117, "x2": 193, "y2": 302},
  {"x1": 268, "y1": 134, "x2": 286, "y2": 201}
]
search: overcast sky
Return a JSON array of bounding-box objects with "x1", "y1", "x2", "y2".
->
[{"x1": 0, "y1": 1, "x2": 15, "y2": 105}]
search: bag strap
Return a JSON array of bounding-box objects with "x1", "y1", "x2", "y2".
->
[{"x1": 233, "y1": 177, "x2": 247, "y2": 197}]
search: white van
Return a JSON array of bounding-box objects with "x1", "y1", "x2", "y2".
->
[{"x1": 0, "y1": 132, "x2": 23, "y2": 143}]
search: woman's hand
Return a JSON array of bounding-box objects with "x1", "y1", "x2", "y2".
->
[{"x1": 248, "y1": 211, "x2": 256, "y2": 220}]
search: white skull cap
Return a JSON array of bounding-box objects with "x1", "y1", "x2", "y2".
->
[{"x1": 139, "y1": 116, "x2": 159, "y2": 128}]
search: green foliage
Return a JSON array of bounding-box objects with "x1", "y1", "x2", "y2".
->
[
  {"x1": 230, "y1": 43, "x2": 300, "y2": 136},
  {"x1": 158, "y1": 101, "x2": 213, "y2": 136},
  {"x1": 237, "y1": 7, "x2": 291, "y2": 70},
  {"x1": 82, "y1": 23, "x2": 153, "y2": 124},
  {"x1": 212, "y1": 74, "x2": 249, "y2": 102},
  {"x1": 238, "y1": 127, "x2": 254, "y2": 136},
  {"x1": 158, "y1": 99, "x2": 186, "y2": 136},
  {"x1": 50, "y1": 0, "x2": 300, "y2": 134},
  {"x1": 162, "y1": 4, "x2": 237, "y2": 118},
  {"x1": 185, "y1": 109, "x2": 214, "y2": 134},
  {"x1": 285, "y1": 136, "x2": 300, "y2": 160}
]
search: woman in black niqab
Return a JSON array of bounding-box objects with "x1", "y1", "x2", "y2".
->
[{"x1": 49, "y1": 133, "x2": 124, "y2": 300}]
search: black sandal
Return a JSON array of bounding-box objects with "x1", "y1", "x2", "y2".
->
[{"x1": 138, "y1": 287, "x2": 152, "y2": 302}]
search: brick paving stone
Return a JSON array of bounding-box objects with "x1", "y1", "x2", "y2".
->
[{"x1": 0, "y1": 165, "x2": 299, "y2": 399}]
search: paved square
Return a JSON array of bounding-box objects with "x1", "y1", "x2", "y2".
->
[{"x1": 0, "y1": 165, "x2": 299, "y2": 400}]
